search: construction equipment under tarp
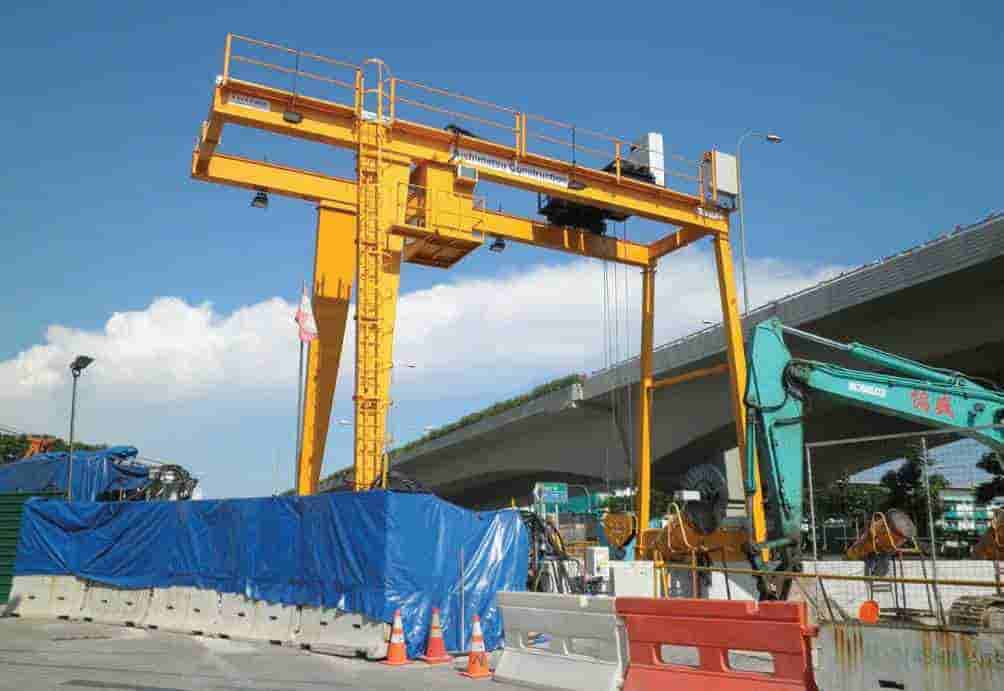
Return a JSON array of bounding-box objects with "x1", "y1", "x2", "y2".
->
[
  {"x1": 0, "y1": 447, "x2": 197, "y2": 501},
  {"x1": 14, "y1": 490, "x2": 529, "y2": 657}
]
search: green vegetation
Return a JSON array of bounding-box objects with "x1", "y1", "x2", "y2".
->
[
  {"x1": 599, "y1": 489, "x2": 670, "y2": 517},
  {"x1": 0, "y1": 433, "x2": 107, "y2": 465},
  {"x1": 388, "y1": 373, "x2": 584, "y2": 461},
  {"x1": 812, "y1": 476, "x2": 888, "y2": 524},
  {"x1": 878, "y1": 440, "x2": 948, "y2": 537},
  {"x1": 315, "y1": 373, "x2": 584, "y2": 490},
  {"x1": 975, "y1": 451, "x2": 1004, "y2": 504}
]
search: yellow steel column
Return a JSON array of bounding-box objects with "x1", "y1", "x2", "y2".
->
[
  {"x1": 712, "y1": 232, "x2": 767, "y2": 546},
  {"x1": 636, "y1": 263, "x2": 656, "y2": 531},
  {"x1": 353, "y1": 111, "x2": 410, "y2": 490},
  {"x1": 376, "y1": 205, "x2": 405, "y2": 487},
  {"x1": 297, "y1": 201, "x2": 357, "y2": 495}
]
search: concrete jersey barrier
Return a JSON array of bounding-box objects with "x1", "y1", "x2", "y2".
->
[
  {"x1": 50, "y1": 576, "x2": 88, "y2": 619},
  {"x1": 81, "y1": 582, "x2": 151, "y2": 626},
  {"x1": 143, "y1": 586, "x2": 192, "y2": 632},
  {"x1": 494, "y1": 592, "x2": 626, "y2": 691},
  {"x1": 215, "y1": 592, "x2": 256, "y2": 639},
  {"x1": 2, "y1": 575, "x2": 53, "y2": 618},
  {"x1": 816, "y1": 621, "x2": 1003, "y2": 691}
]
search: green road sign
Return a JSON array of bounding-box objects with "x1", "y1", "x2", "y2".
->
[{"x1": 535, "y1": 482, "x2": 568, "y2": 505}]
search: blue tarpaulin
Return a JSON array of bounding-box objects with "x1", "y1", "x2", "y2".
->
[
  {"x1": 15, "y1": 491, "x2": 528, "y2": 656},
  {"x1": 0, "y1": 447, "x2": 149, "y2": 500}
]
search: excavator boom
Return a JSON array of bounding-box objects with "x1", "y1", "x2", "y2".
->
[{"x1": 743, "y1": 318, "x2": 1004, "y2": 579}]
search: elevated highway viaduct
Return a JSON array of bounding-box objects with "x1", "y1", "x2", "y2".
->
[{"x1": 325, "y1": 215, "x2": 1004, "y2": 508}]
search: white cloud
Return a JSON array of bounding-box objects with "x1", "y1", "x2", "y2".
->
[
  {"x1": 0, "y1": 246, "x2": 843, "y2": 496},
  {"x1": 389, "y1": 247, "x2": 844, "y2": 395},
  {"x1": 0, "y1": 296, "x2": 299, "y2": 404}
]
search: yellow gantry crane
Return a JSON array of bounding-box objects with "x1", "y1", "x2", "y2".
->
[{"x1": 190, "y1": 34, "x2": 767, "y2": 543}]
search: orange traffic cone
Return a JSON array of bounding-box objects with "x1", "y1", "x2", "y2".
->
[
  {"x1": 419, "y1": 608, "x2": 452, "y2": 664},
  {"x1": 459, "y1": 615, "x2": 491, "y2": 679},
  {"x1": 383, "y1": 609, "x2": 412, "y2": 666}
]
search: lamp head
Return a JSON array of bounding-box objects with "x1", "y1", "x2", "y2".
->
[
  {"x1": 70, "y1": 355, "x2": 94, "y2": 374},
  {"x1": 250, "y1": 190, "x2": 269, "y2": 209}
]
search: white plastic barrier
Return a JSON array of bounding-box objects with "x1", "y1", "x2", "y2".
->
[
  {"x1": 2, "y1": 575, "x2": 53, "y2": 618},
  {"x1": 295, "y1": 605, "x2": 389, "y2": 660},
  {"x1": 215, "y1": 592, "x2": 256, "y2": 639},
  {"x1": 50, "y1": 576, "x2": 87, "y2": 619},
  {"x1": 250, "y1": 600, "x2": 297, "y2": 644},
  {"x1": 81, "y1": 583, "x2": 151, "y2": 626},
  {"x1": 143, "y1": 586, "x2": 191, "y2": 632},
  {"x1": 494, "y1": 592, "x2": 626, "y2": 691}
]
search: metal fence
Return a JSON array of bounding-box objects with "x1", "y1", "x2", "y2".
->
[
  {"x1": 804, "y1": 425, "x2": 1004, "y2": 562},
  {"x1": 798, "y1": 425, "x2": 1004, "y2": 623},
  {"x1": 652, "y1": 427, "x2": 1004, "y2": 625}
]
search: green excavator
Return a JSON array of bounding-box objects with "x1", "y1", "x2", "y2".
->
[{"x1": 682, "y1": 317, "x2": 1004, "y2": 599}]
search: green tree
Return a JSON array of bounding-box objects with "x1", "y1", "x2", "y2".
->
[
  {"x1": 0, "y1": 434, "x2": 29, "y2": 463},
  {"x1": 879, "y1": 440, "x2": 948, "y2": 538},
  {"x1": 813, "y1": 474, "x2": 887, "y2": 523},
  {"x1": 806, "y1": 474, "x2": 887, "y2": 553},
  {"x1": 975, "y1": 451, "x2": 1004, "y2": 504},
  {"x1": 0, "y1": 433, "x2": 107, "y2": 465}
]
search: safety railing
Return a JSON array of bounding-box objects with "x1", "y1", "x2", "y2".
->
[
  {"x1": 219, "y1": 34, "x2": 702, "y2": 193},
  {"x1": 224, "y1": 34, "x2": 359, "y2": 103},
  {"x1": 653, "y1": 560, "x2": 1004, "y2": 625}
]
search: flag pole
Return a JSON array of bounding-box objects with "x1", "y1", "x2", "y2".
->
[
  {"x1": 295, "y1": 337, "x2": 305, "y2": 494},
  {"x1": 293, "y1": 280, "x2": 318, "y2": 496}
]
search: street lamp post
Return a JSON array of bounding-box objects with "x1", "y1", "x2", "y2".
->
[
  {"x1": 735, "y1": 130, "x2": 782, "y2": 314},
  {"x1": 67, "y1": 355, "x2": 94, "y2": 501}
]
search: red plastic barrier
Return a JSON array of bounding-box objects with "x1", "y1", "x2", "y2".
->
[{"x1": 615, "y1": 597, "x2": 818, "y2": 691}]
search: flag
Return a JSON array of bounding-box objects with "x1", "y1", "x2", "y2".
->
[{"x1": 294, "y1": 282, "x2": 318, "y2": 343}]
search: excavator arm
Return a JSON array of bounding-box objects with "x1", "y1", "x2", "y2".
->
[{"x1": 743, "y1": 318, "x2": 1004, "y2": 581}]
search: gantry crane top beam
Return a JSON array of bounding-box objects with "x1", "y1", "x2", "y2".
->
[
  {"x1": 191, "y1": 151, "x2": 700, "y2": 267},
  {"x1": 196, "y1": 77, "x2": 728, "y2": 236}
]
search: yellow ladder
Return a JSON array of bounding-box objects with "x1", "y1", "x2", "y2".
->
[{"x1": 353, "y1": 63, "x2": 389, "y2": 489}]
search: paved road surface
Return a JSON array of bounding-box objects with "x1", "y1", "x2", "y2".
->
[{"x1": 0, "y1": 619, "x2": 523, "y2": 691}]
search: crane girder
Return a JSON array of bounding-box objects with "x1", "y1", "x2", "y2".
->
[
  {"x1": 198, "y1": 78, "x2": 729, "y2": 233},
  {"x1": 190, "y1": 150, "x2": 665, "y2": 268}
]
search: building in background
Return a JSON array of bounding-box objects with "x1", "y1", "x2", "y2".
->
[{"x1": 939, "y1": 486, "x2": 1004, "y2": 533}]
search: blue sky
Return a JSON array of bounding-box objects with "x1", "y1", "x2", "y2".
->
[{"x1": 2, "y1": 2, "x2": 1001, "y2": 497}]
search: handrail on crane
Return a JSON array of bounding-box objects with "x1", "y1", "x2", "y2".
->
[{"x1": 220, "y1": 34, "x2": 701, "y2": 192}]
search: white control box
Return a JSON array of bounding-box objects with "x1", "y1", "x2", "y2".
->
[
  {"x1": 703, "y1": 149, "x2": 738, "y2": 206},
  {"x1": 627, "y1": 132, "x2": 665, "y2": 187},
  {"x1": 584, "y1": 546, "x2": 610, "y2": 579},
  {"x1": 608, "y1": 560, "x2": 657, "y2": 597}
]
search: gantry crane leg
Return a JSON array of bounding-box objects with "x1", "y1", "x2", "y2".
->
[
  {"x1": 297, "y1": 202, "x2": 357, "y2": 495},
  {"x1": 712, "y1": 233, "x2": 767, "y2": 547},
  {"x1": 353, "y1": 117, "x2": 411, "y2": 490},
  {"x1": 375, "y1": 225, "x2": 404, "y2": 488},
  {"x1": 636, "y1": 263, "x2": 656, "y2": 531}
]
